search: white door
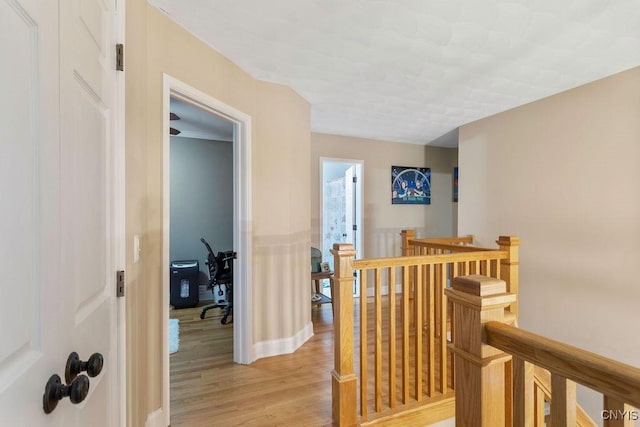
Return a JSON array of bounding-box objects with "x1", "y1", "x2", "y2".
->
[
  {"x1": 321, "y1": 159, "x2": 363, "y2": 295},
  {"x1": 344, "y1": 166, "x2": 355, "y2": 246},
  {"x1": 0, "y1": 0, "x2": 121, "y2": 424},
  {"x1": 342, "y1": 165, "x2": 360, "y2": 296}
]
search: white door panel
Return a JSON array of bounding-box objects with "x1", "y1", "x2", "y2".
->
[
  {"x1": 0, "y1": 0, "x2": 62, "y2": 424},
  {"x1": 0, "y1": 0, "x2": 120, "y2": 423},
  {"x1": 60, "y1": 0, "x2": 117, "y2": 423}
]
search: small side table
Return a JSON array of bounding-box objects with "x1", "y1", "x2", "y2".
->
[{"x1": 311, "y1": 271, "x2": 334, "y2": 315}]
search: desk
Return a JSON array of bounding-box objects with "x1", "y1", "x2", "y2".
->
[{"x1": 311, "y1": 271, "x2": 334, "y2": 315}]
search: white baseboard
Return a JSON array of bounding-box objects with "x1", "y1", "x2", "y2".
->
[
  {"x1": 145, "y1": 408, "x2": 164, "y2": 427},
  {"x1": 253, "y1": 321, "x2": 314, "y2": 360}
]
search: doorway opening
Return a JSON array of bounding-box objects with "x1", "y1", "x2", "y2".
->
[
  {"x1": 168, "y1": 96, "x2": 234, "y2": 305},
  {"x1": 162, "y1": 75, "x2": 254, "y2": 425},
  {"x1": 320, "y1": 158, "x2": 363, "y2": 297}
]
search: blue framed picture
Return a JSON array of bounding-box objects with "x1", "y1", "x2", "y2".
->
[{"x1": 391, "y1": 166, "x2": 431, "y2": 205}]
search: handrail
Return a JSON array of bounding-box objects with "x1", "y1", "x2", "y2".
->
[
  {"x1": 353, "y1": 250, "x2": 509, "y2": 269},
  {"x1": 411, "y1": 242, "x2": 499, "y2": 252},
  {"x1": 413, "y1": 236, "x2": 474, "y2": 245},
  {"x1": 486, "y1": 321, "x2": 640, "y2": 409}
]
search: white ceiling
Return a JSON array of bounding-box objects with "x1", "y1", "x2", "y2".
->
[{"x1": 152, "y1": 0, "x2": 640, "y2": 147}]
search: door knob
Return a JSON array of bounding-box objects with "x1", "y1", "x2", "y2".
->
[
  {"x1": 65, "y1": 351, "x2": 104, "y2": 383},
  {"x1": 43, "y1": 374, "x2": 90, "y2": 414}
]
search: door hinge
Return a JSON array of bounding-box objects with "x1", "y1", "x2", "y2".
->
[
  {"x1": 352, "y1": 176, "x2": 357, "y2": 183},
  {"x1": 353, "y1": 224, "x2": 357, "y2": 231},
  {"x1": 116, "y1": 270, "x2": 125, "y2": 297},
  {"x1": 116, "y1": 44, "x2": 124, "y2": 71}
]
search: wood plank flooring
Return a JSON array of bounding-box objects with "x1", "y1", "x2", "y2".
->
[
  {"x1": 170, "y1": 304, "x2": 335, "y2": 426},
  {"x1": 170, "y1": 298, "x2": 454, "y2": 426}
]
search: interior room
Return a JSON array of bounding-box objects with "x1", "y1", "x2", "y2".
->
[
  {"x1": 166, "y1": 97, "x2": 237, "y2": 419},
  {"x1": 5, "y1": 1, "x2": 639, "y2": 426}
]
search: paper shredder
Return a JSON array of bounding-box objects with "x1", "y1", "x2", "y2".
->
[{"x1": 170, "y1": 260, "x2": 200, "y2": 308}]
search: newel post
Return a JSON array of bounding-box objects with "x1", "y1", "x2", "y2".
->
[
  {"x1": 400, "y1": 229, "x2": 415, "y2": 256},
  {"x1": 444, "y1": 275, "x2": 516, "y2": 427},
  {"x1": 331, "y1": 243, "x2": 357, "y2": 426},
  {"x1": 497, "y1": 236, "x2": 520, "y2": 316}
]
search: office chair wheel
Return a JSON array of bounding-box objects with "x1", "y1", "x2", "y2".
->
[
  {"x1": 221, "y1": 316, "x2": 228, "y2": 325},
  {"x1": 200, "y1": 311, "x2": 206, "y2": 320}
]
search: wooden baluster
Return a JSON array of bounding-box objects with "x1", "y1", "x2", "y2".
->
[
  {"x1": 401, "y1": 230, "x2": 416, "y2": 328},
  {"x1": 402, "y1": 265, "x2": 410, "y2": 404},
  {"x1": 439, "y1": 264, "x2": 448, "y2": 394},
  {"x1": 444, "y1": 275, "x2": 516, "y2": 427},
  {"x1": 423, "y1": 263, "x2": 429, "y2": 339},
  {"x1": 550, "y1": 374, "x2": 577, "y2": 426},
  {"x1": 375, "y1": 268, "x2": 382, "y2": 413},
  {"x1": 480, "y1": 259, "x2": 488, "y2": 276},
  {"x1": 603, "y1": 396, "x2": 634, "y2": 427},
  {"x1": 448, "y1": 262, "x2": 456, "y2": 390},
  {"x1": 505, "y1": 359, "x2": 514, "y2": 427},
  {"x1": 448, "y1": 259, "x2": 455, "y2": 286},
  {"x1": 415, "y1": 265, "x2": 423, "y2": 401},
  {"x1": 389, "y1": 267, "x2": 397, "y2": 409},
  {"x1": 331, "y1": 243, "x2": 357, "y2": 426},
  {"x1": 497, "y1": 236, "x2": 521, "y2": 316},
  {"x1": 534, "y1": 387, "x2": 546, "y2": 427},
  {"x1": 513, "y1": 356, "x2": 534, "y2": 427},
  {"x1": 360, "y1": 269, "x2": 368, "y2": 418},
  {"x1": 428, "y1": 264, "x2": 435, "y2": 397},
  {"x1": 434, "y1": 261, "x2": 441, "y2": 338}
]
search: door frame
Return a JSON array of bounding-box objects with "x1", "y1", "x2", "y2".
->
[
  {"x1": 161, "y1": 74, "x2": 254, "y2": 423},
  {"x1": 319, "y1": 157, "x2": 364, "y2": 287}
]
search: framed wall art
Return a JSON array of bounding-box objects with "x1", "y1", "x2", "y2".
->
[{"x1": 391, "y1": 166, "x2": 431, "y2": 205}]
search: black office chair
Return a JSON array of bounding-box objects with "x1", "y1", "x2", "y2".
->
[{"x1": 199, "y1": 238, "x2": 236, "y2": 324}]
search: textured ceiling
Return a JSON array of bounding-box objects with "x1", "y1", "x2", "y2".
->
[{"x1": 150, "y1": 0, "x2": 640, "y2": 147}]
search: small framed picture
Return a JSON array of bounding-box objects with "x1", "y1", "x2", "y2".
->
[
  {"x1": 320, "y1": 262, "x2": 330, "y2": 272},
  {"x1": 391, "y1": 166, "x2": 431, "y2": 205},
  {"x1": 453, "y1": 166, "x2": 458, "y2": 202}
]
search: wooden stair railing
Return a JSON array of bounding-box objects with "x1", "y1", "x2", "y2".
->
[
  {"x1": 446, "y1": 275, "x2": 640, "y2": 427},
  {"x1": 402, "y1": 230, "x2": 521, "y2": 316},
  {"x1": 331, "y1": 232, "x2": 521, "y2": 426}
]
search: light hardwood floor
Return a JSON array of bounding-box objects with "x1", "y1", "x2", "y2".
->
[{"x1": 170, "y1": 303, "x2": 335, "y2": 426}]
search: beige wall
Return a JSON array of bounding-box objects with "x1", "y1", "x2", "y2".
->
[
  {"x1": 126, "y1": 3, "x2": 311, "y2": 425},
  {"x1": 458, "y1": 66, "x2": 640, "y2": 419},
  {"x1": 311, "y1": 133, "x2": 458, "y2": 260}
]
